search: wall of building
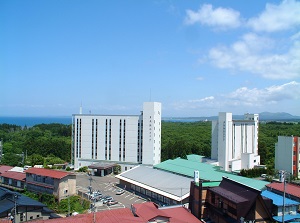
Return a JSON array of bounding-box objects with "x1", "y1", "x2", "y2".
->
[
  {"x1": 275, "y1": 136, "x2": 294, "y2": 174},
  {"x1": 211, "y1": 112, "x2": 259, "y2": 172},
  {"x1": 72, "y1": 102, "x2": 162, "y2": 170},
  {"x1": 141, "y1": 102, "x2": 161, "y2": 165}
]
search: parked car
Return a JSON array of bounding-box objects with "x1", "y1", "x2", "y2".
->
[
  {"x1": 107, "y1": 200, "x2": 118, "y2": 206},
  {"x1": 116, "y1": 189, "x2": 125, "y2": 195},
  {"x1": 104, "y1": 196, "x2": 113, "y2": 201}
]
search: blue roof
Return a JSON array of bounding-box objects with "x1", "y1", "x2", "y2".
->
[
  {"x1": 261, "y1": 190, "x2": 300, "y2": 206},
  {"x1": 0, "y1": 187, "x2": 46, "y2": 213},
  {"x1": 273, "y1": 213, "x2": 300, "y2": 222}
]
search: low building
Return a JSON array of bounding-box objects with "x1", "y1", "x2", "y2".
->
[
  {"x1": 0, "y1": 187, "x2": 52, "y2": 223},
  {"x1": 205, "y1": 177, "x2": 272, "y2": 223},
  {"x1": 25, "y1": 168, "x2": 76, "y2": 201},
  {"x1": 0, "y1": 171, "x2": 25, "y2": 191},
  {"x1": 116, "y1": 165, "x2": 192, "y2": 206},
  {"x1": 266, "y1": 182, "x2": 300, "y2": 203},
  {"x1": 262, "y1": 190, "x2": 300, "y2": 222},
  {"x1": 30, "y1": 201, "x2": 202, "y2": 223}
]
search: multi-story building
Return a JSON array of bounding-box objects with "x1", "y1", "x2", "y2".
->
[
  {"x1": 25, "y1": 168, "x2": 76, "y2": 201},
  {"x1": 211, "y1": 112, "x2": 260, "y2": 172},
  {"x1": 275, "y1": 136, "x2": 300, "y2": 178},
  {"x1": 71, "y1": 102, "x2": 162, "y2": 171}
]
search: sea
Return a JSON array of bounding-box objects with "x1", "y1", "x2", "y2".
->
[
  {"x1": 0, "y1": 117, "x2": 72, "y2": 127},
  {"x1": 0, "y1": 116, "x2": 210, "y2": 127}
]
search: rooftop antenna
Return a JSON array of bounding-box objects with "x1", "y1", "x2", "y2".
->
[
  {"x1": 150, "y1": 88, "x2": 152, "y2": 102},
  {"x1": 80, "y1": 102, "x2": 82, "y2": 115}
]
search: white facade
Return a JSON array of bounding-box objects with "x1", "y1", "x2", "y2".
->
[
  {"x1": 71, "y1": 102, "x2": 161, "y2": 170},
  {"x1": 211, "y1": 112, "x2": 260, "y2": 172},
  {"x1": 275, "y1": 136, "x2": 300, "y2": 178}
]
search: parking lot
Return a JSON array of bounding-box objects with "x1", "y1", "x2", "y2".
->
[{"x1": 76, "y1": 173, "x2": 147, "y2": 211}]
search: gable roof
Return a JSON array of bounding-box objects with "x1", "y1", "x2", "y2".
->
[
  {"x1": 0, "y1": 187, "x2": 47, "y2": 213},
  {"x1": 31, "y1": 208, "x2": 140, "y2": 223},
  {"x1": 154, "y1": 157, "x2": 268, "y2": 190},
  {"x1": 132, "y1": 202, "x2": 201, "y2": 223},
  {"x1": 0, "y1": 165, "x2": 13, "y2": 174},
  {"x1": 266, "y1": 182, "x2": 300, "y2": 198},
  {"x1": 0, "y1": 171, "x2": 26, "y2": 181},
  {"x1": 25, "y1": 168, "x2": 72, "y2": 179}
]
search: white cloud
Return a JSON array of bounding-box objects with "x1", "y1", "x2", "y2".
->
[
  {"x1": 189, "y1": 96, "x2": 214, "y2": 103},
  {"x1": 185, "y1": 4, "x2": 241, "y2": 29},
  {"x1": 208, "y1": 33, "x2": 300, "y2": 79},
  {"x1": 248, "y1": 0, "x2": 300, "y2": 32},
  {"x1": 171, "y1": 81, "x2": 300, "y2": 114},
  {"x1": 225, "y1": 81, "x2": 300, "y2": 106}
]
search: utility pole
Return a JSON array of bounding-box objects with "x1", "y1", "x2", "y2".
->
[{"x1": 280, "y1": 170, "x2": 287, "y2": 223}]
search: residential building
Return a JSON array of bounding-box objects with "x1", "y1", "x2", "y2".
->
[
  {"x1": 204, "y1": 177, "x2": 272, "y2": 223},
  {"x1": 0, "y1": 171, "x2": 25, "y2": 191},
  {"x1": 211, "y1": 112, "x2": 260, "y2": 172},
  {"x1": 261, "y1": 190, "x2": 300, "y2": 222},
  {"x1": 266, "y1": 182, "x2": 300, "y2": 203},
  {"x1": 30, "y1": 201, "x2": 202, "y2": 223},
  {"x1": 275, "y1": 136, "x2": 300, "y2": 178},
  {"x1": 0, "y1": 187, "x2": 52, "y2": 223},
  {"x1": 71, "y1": 102, "x2": 162, "y2": 171},
  {"x1": 25, "y1": 168, "x2": 76, "y2": 201}
]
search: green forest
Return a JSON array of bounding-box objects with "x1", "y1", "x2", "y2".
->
[{"x1": 0, "y1": 121, "x2": 299, "y2": 171}]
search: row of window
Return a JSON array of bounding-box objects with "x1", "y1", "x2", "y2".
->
[{"x1": 130, "y1": 184, "x2": 178, "y2": 206}]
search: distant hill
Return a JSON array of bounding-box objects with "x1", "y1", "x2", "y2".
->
[
  {"x1": 258, "y1": 112, "x2": 300, "y2": 121},
  {"x1": 163, "y1": 112, "x2": 300, "y2": 122}
]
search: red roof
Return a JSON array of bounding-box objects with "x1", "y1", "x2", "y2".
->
[
  {"x1": 25, "y1": 168, "x2": 72, "y2": 179},
  {"x1": 31, "y1": 208, "x2": 141, "y2": 223},
  {"x1": 266, "y1": 182, "x2": 300, "y2": 198},
  {"x1": 133, "y1": 202, "x2": 201, "y2": 223},
  {"x1": 1, "y1": 171, "x2": 26, "y2": 181},
  {"x1": 30, "y1": 202, "x2": 201, "y2": 223},
  {"x1": 0, "y1": 165, "x2": 13, "y2": 174}
]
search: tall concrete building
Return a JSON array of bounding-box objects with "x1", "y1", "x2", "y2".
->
[
  {"x1": 71, "y1": 102, "x2": 161, "y2": 171},
  {"x1": 275, "y1": 136, "x2": 300, "y2": 178},
  {"x1": 211, "y1": 112, "x2": 260, "y2": 172}
]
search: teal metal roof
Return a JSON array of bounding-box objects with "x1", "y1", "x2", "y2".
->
[
  {"x1": 154, "y1": 158, "x2": 268, "y2": 191},
  {"x1": 186, "y1": 154, "x2": 204, "y2": 162}
]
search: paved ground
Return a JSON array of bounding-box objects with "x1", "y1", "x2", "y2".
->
[{"x1": 75, "y1": 173, "x2": 147, "y2": 211}]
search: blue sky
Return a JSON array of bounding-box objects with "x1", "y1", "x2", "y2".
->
[{"x1": 1, "y1": 0, "x2": 300, "y2": 117}]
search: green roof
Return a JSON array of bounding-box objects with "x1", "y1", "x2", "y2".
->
[
  {"x1": 154, "y1": 157, "x2": 268, "y2": 191},
  {"x1": 186, "y1": 154, "x2": 204, "y2": 162}
]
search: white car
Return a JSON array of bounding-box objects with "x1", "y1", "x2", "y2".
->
[{"x1": 116, "y1": 189, "x2": 125, "y2": 195}]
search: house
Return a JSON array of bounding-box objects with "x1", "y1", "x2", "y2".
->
[
  {"x1": 25, "y1": 168, "x2": 76, "y2": 201},
  {"x1": 204, "y1": 177, "x2": 272, "y2": 223},
  {"x1": 131, "y1": 201, "x2": 202, "y2": 223},
  {"x1": 266, "y1": 182, "x2": 300, "y2": 203},
  {"x1": 261, "y1": 190, "x2": 300, "y2": 222},
  {"x1": 30, "y1": 202, "x2": 202, "y2": 223},
  {"x1": 0, "y1": 170, "x2": 25, "y2": 191},
  {"x1": 0, "y1": 187, "x2": 52, "y2": 223}
]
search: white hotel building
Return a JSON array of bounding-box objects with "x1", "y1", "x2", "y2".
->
[
  {"x1": 211, "y1": 112, "x2": 260, "y2": 172},
  {"x1": 71, "y1": 102, "x2": 161, "y2": 172}
]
